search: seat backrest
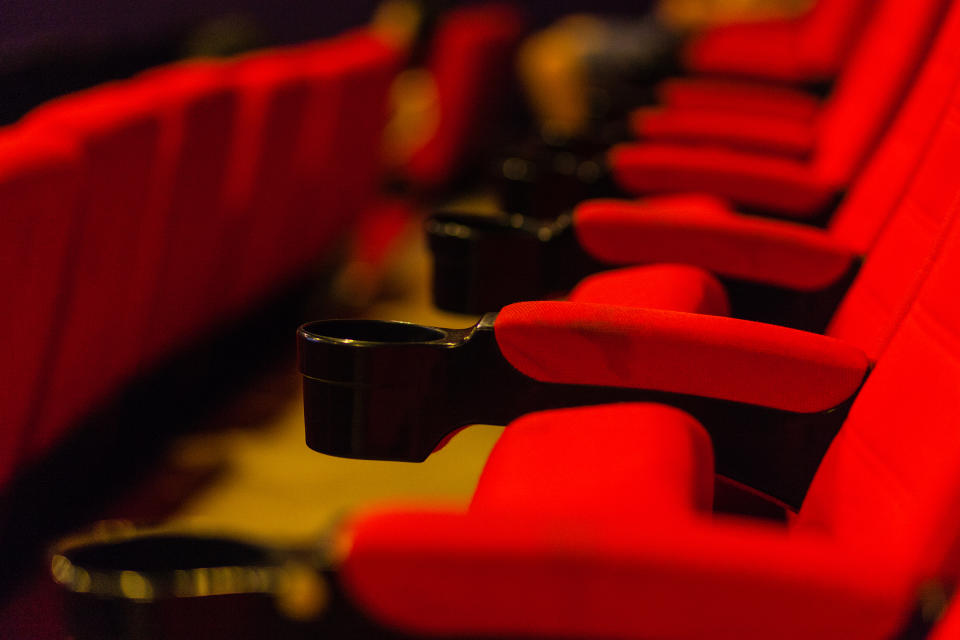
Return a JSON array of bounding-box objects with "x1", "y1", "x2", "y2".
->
[
  {"x1": 826, "y1": 0, "x2": 960, "y2": 254},
  {"x1": 131, "y1": 61, "x2": 241, "y2": 363},
  {"x1": 0, "y1": 129, "x2": 80, "y2": 487},
  {"x1": 281, "y1": 30, "x2": 402, "y2": 274},
  {"x1": 800, "y1": 204, "x2": 960, "y2": 582},
  {"x1": 403, "y1": 3, "x2": 524, "y2": 190},
  {"x1": 814, "y1": 0, "x2": 947, "y2": 186},
  {"x1": 796, "y1": 0, "x2": 875, "y2": 77},
  {"x1": 826, "y1": 80, "x2": 960, "y2": 361},
  {"x1": 216, "y1": 50, "x2": 316, "y2": 313},
  {"x1": 23, "y1": 82, "x2": 165, "y2": 457}
]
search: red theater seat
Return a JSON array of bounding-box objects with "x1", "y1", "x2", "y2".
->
[
  {"x1": 130, "y1": 62, "x2": 242, "y2": 363},
  {"x1": 23, "y1": 82, "x2": 166, "y2": 456},
  {"x1": 403, "y1": 3, "x2": 525, "y2": 190},
  {"x1": 338, "y1": 211, "x2": 960, "y2": 636},
  {"x1": 0, "y1": 130, "x2": 81, "y2": 487},
  {"x1": 564, "y1": 0, "x2": 960, "y2": 324},
  {"x1": 613, "y1": 0, "x2": 947, "y2": 217},
  {"x1": 221, "y1": 32, "x2": 403, "y2": 311},
  {"x1": 683, "y1": 0, "x2": 874, "y2": 84},
  {"x1": 215, "y1": 50, "x2": 317, "y2": 314}
]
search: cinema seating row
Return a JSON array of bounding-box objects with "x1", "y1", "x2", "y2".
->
[
  {"x1": 0, "y1": 30, "x2": 402, "y2": 490},
  {"x1": 34, "y1": 0, "x2": 960, "y2": 637},
  {"x1": 290, "y1": 1, "x2": 960, "y2": 637}
]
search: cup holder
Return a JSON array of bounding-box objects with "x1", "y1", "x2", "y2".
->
[
  {"x1": 299, "y1": 319, "x2": 447, "y2": 345},
  {"x1": 425, "y1": 211, "x2": 534, "y2": 241},
  {"x1": 52, "y1": 533, "x2": 279, "y2": 599}
]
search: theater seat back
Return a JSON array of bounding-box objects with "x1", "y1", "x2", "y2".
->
[
  {"x1": 217, "y1": 51, "x2": 315, "y2": 313},
  {"x1": 282, "y1": 31, "x2": 402, "y2": 273},
  {"x1": 814, "y1": 0, "x2": 947, "y2": 186},
  {"x1": 825, "y1": 83, "x2": 960, "y2": 361},
  {"x1": 403, "y1": 3, "x2": 525, "y2": 190},
  {"x1": 796, "y1": 0, "x2": 875, "y2": 77},
  {"x1": 24, "y1": 83, "x2": 165, "y2": 456},
  {"x1": 800, "y1": 207, "x2": 960, "y2": 580},
  {"x1": 825, "y1": 0, "x2": 960, "y2": 254},
  {"x1": 0, "y1": 130, "x2": 80, "y2": 486},
  {"x1": 133, "y1": 62, "x2": 241, "y2": 361}
]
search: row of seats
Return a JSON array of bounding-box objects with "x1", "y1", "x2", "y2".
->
[
  {"x1": 297, "y1": 1, "x2": 960, "y2": 637},
  {"x1": 0, "y1": 30, "x2": 402, "y2": 490}
]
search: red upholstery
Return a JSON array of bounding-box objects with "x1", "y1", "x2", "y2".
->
[
  {"x1": 631, "y1": 107, "x2": 816, "y2": 158},
  {"x1": 217, "y1": 52, "x2": 315, "y2": 314},
  {"x1": 656, "y1": 78, "x2": 821, "y2": 121},
  {"x1": 24, "y1": 83, "x2": 164, "y2": 455},
  {"x1": 132, "y1": 62, "x2": 240, "y2": 363},
  {"x1": 931, "y1": 597, "x2": 960, "y2": 640},
  {"x1": 611, "y1": 143, "x2": 837, "y2": 216},
  {"x1": 569, "y1": 1, "x2": 960, "y2": 324},
  {"x1": 403, "y1": 3, "x2": 525, "y2": 189},
  {"x1": 494, "y1": 301, "x2": 868, "y2": 413},
  {"x1": 340, "y1": 211, "x2": 960, "y2": 636},
  {"x1": 470, "y1": 404, "x2": 714, "y2": 517},
  {"x1": 341, "y1": 510, "x2": 913, "y2": 639},
  {"x1": 575, "y1": 200, "x2": 855, "y2": 291},
  {"x1": 827, "y1": 89, "x2": 960, "y2": 360},
  {"x1": 813, "y1": 0, "x2": 947, "y2": 188},
  {"x1": 613, "y1": 0, "x2": 946, "y2": 217},
  {"x1": 214, "y1": 32, "x2": 400, "y2": 317},
  {"x1": 684, "y1": 0, "x2": 874, "y2": 83},
  {"x1": 283, "y1": 31, "x2": 401, "y2": 274},
  {"x1": 569, "y1": 264, "x2": 730, "y2": 316},
  {"x1": 798, "y1": 210, "x2": 960, "y2": 580},
  {"x1": 0, "y1": 130, "x2": 80, "y2": 486}
]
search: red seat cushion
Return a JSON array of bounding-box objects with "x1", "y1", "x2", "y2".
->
[
  {"x1": 471, "y1": 403, "x2": 715, "y2": 517},
  {"x1": 569, "y1": 264, "x2": 730, "y2": 316}
]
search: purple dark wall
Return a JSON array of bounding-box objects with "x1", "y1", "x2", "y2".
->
[{"x1": 0, "y1": 0, "x2": 652, "y2": 61}]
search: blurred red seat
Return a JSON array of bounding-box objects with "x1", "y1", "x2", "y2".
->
[
  {"x1": 23, "y1": 81, "x2": 166, "y2": 456},
  {"x1": 684, "y1": 0, "x2": 874, "y2": 84},
  {"x1": 0, "y1": 129, "x2": 81, "y2": 487},
  {"x1": 613, "y1": 0, "x2": 949, "y2": 217}
]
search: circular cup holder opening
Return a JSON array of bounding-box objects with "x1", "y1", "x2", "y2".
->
[
  {"x1": 61, "y1": 535, "x2": 273, "y2": 574},
  {"x1": 426, "y1": 212, "x2": 532, "y2": 238},
  {"x1": 301, "y1": 320, "x2": 446, "y2": 344}
]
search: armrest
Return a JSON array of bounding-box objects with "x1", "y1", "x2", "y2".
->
[
  {"x1": 631, "y1": 106, "x2": 816, "y2": 158},
  {"x1": 470, "y1": 403, "x2": 714, "y2": 517},
  {"x1": 683, "y1": 19, "x2": 810, "y2": 83},
  {"x1": 609, "y1": 143, "x2": 839, "y2": 217},
  {"x1": 342, "y1": 510, "x2": 914, "y2": 640},
  {"x1": 657, "y1": 77, "x2": 821, "y2": 121},
  {"x1": 574, "y1": 198, "x2": 857, "y2": 290},
  {"x1": 494, "y1": 300, "x2": 869, "y2": 413}
]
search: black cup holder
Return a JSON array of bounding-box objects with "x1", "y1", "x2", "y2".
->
[
  {"x1": 301, "y1": 319, "x2": 448, "y2": 345},
  {"x1": 51, "y1": 531, "x2": 292, "y2": 640},
  {"x1": 426, "y1": 211, "x2": 608, "y2": 314},
  {"x1": 491, "y1": 136, "x2": 620, "y2": 219},
  {"x1": 57, "y1": 534, "x2": 275, "y2": 575}
]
